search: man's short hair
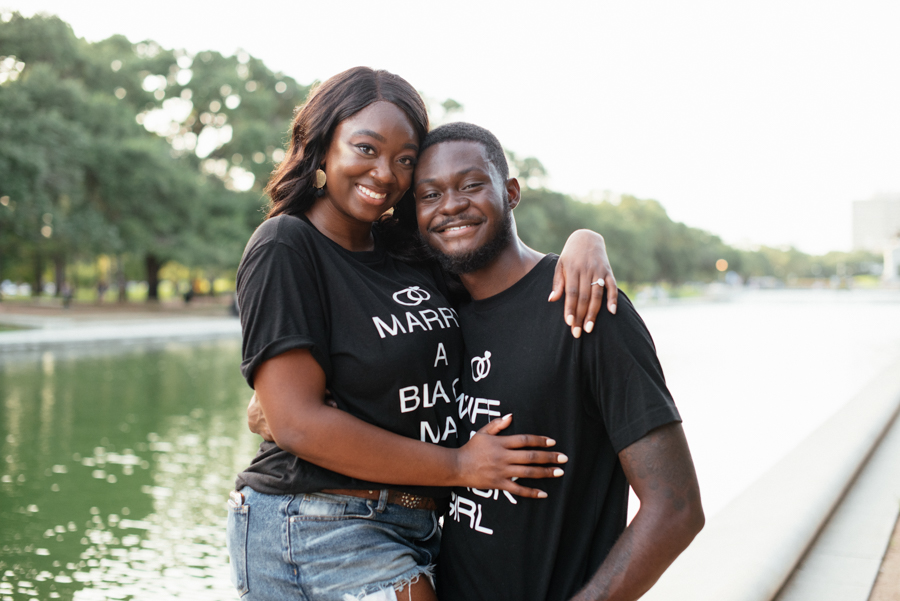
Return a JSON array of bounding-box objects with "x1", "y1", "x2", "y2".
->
[{"x1": 420, "y1": 122, "x2": 509, "y2": 182}]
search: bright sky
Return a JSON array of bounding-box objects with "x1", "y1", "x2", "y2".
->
[{"x1": 5, "y1": 0, "x2": 900, "y2": 254}]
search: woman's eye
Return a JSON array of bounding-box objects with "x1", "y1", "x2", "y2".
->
[
  {"x1": 399, "y1": 156, "x2": 416, "y2": 167},
  {"x1": 357, "y1": 144, "x2": 375, "y2": 155}
]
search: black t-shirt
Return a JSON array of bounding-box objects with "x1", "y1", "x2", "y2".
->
[
  {"x1": 234, "y1": 215, "x2": 463, "y2": 498},
  {"x1": 437, "y1": 255, "x2": 680, "y2": 601}
]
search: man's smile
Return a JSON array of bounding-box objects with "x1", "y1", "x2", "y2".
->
[{"x1": 431, "y1": 217, "x2": 486, "y2": 236}]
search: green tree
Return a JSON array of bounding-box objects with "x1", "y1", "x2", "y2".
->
[
  {"x1": 0, "y1": 60, "x2": 111, "y2": 292},
  {"x1": 0, "y1": 13, "x2": 310, "y2": 300}
]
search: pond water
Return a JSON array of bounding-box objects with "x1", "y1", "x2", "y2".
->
[
  {"x1": 2, "y1": 288, "x2": 900, "y2": 600},
  {"x1": 0, "y1": 340, "x2": 256, "y2": 601}
]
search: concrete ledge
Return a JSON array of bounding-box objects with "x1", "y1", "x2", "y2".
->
[
  {"x1": 643, "y1": 357, "x2": 900, "y2": 601},
  {"x1": 0, "y1": 317, "x2": 241, "y2": 355},
  {"x1": 774, "y1": 404, "x2": 900, "y2": 600}
]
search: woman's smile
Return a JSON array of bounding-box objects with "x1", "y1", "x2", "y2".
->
[{"x1": 356, "y1": 183, "x2": 388, "y2": 202}]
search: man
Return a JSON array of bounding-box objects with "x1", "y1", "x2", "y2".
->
[{"x1": 413, "y1": 122, "x2": 704, "y2": 601}]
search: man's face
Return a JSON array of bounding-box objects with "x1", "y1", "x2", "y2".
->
[{"x1": 413, "y1": 141, "x2": 518, "y2": 274}]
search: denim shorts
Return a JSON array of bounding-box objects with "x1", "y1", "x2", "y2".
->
[{"x1": 226, "y1": 487, "x2": 440, "y2": 601}]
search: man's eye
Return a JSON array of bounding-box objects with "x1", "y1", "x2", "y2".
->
[{"x1": 399, "y1": 157, "x2": 416, "y2": 166}]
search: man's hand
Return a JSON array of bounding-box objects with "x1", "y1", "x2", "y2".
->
[
  {"x1": 569, "y1": 423, "x2": 704, "y2": 601},
  {"x1": 247, "y1": 393, "x2": 274, "y2": 441}
]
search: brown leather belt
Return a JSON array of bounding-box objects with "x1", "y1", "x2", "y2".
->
[{"x1": 321, "y1": 488, "x2": 437, "y2": 511}]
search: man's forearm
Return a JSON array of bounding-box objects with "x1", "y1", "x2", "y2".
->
[
  {"x1": 569, "y1": 498, "x2": 703, "y2": 600},
  {"x1": 571, "y1": 423, "x2": 705, "y2": 601}
]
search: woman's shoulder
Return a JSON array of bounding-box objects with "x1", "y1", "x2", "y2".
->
[
  {"x1": 237, "y1": 215, "x2": 320, "y2": 287},
  {"x1": 245, "y1": 214, "x2": 317, "y2": 256},
  {"x1": 253, "y1": 214, "x2": 312, "y2": 243}
]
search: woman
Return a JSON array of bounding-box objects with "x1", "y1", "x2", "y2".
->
[{"x1": 227, "y1": 67, "x2": 617, "y2": 601}]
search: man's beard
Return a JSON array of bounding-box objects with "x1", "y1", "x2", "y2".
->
[{"x1": 423, "y1": 205, "x2": 513, "y2": 274}]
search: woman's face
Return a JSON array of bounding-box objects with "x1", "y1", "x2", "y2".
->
[{"x1": 319, "y1": 101, "x2": 419, "y2": 225}]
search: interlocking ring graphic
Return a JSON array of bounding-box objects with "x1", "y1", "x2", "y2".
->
[
  {"x1": 471, "y1": 351, "x2": 492, "y2": 382},
  {"x1": 392, "y1": 286, "x2": 431, "y2": 306}
]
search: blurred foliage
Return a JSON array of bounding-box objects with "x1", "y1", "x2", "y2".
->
[
  {"x1": 515, "y1": 190, "x2": 882, "y2": 284},
  {"x1": 0, "y1": 12, "x2": 308, "y2": 299}
]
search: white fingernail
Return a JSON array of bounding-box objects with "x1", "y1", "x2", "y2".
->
[
  {"x1": 537, "y1": 491, "x2": 548, "y2": 499},
  {"x1": 503, "y1": 413, "x2": 513, "y2": 420},
  {"x1": 557, "y1": 454, "x2": 568, "y2": 463},
  {"x1": 573, "y1": 326, "x2": 581, "y2": 338},
  {"x1": 609, "y1": 304, "x2": 617, "y2": 315},
  {"x1": 546, "y1": 438, "x2": 556, "y2": 446},
  {"x1": 584, "y1": 321, "x2": 594, "y2": 333},
  {"x1": 553, "y1": 468, "x2": 564, "y2": 477},
  {"x1": 565, "y1": 314, "x2": 574, "y2": 326}
]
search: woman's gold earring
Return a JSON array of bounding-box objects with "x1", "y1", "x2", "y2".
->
[{"x1": 315, "y1": 168, "x2": 327, "y2": 189}]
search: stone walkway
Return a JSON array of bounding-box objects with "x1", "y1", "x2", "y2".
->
[{"x1": 870, "y1": 515, "x2": 900, "y2": 600}]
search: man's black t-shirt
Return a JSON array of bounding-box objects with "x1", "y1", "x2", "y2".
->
[
  {"x1": 437, "y1": 255, "x2": 680, "y2": 601},
  {"x1": 234, "y1": 215, "x2": 463, "y2": 498}
]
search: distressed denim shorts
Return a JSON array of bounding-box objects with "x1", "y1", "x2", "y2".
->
[{"x1": 226, "y1": 487, "x2": 440, "y2": 601}]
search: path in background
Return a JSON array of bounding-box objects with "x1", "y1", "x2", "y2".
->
[
  {"x1": 0, "y1": 299, "x2": 240, "y2": 359},
  {"x1": 0, "y1": 297, "x2": 235, "y2": 321}
]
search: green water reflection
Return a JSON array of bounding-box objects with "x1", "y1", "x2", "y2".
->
[{"x1": 0, "y1": 340, "x2": 257, "y2": 601}]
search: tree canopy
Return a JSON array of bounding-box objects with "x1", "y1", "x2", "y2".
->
[{"x1": 0, "y1": 13, "x2": 877, "y2": 300}]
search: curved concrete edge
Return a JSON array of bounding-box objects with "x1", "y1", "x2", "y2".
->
[
  {"x1": 643, "y1": 357, "x2": 900, "y2": 601},
  {"x1": 775, "y1": 397, "x2": 900, "y2": 600},
  {"x1": 0, "y1": 319, "x2": 241, "y2": 353}
]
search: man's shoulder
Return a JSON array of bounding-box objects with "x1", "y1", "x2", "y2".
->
[
  {"x1": 594, "y1": 291, "x2": 644, "y2": 335},
  {"x1": 458, "y1": 255, "x2": 568, "y2": 351},
  {"x1": 498, "y1": 254, "x2": 558, "y2": 303}
]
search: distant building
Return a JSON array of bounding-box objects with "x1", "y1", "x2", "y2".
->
[{"x1": 853, "y1": 194, "x2": 900, "y2": 252}]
